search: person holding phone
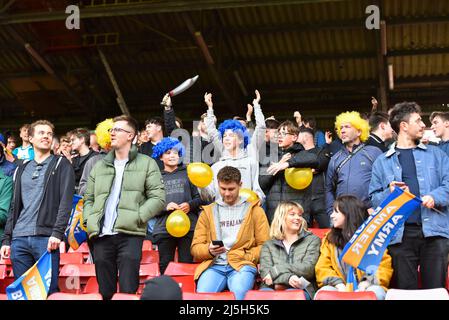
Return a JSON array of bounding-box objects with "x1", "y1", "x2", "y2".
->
[
  {"x1": 191, "y1": 166, "x2": 270, "y2": 300},
  {"x1": 369, "y1": 101, "x2": 449, "y2": 289}
]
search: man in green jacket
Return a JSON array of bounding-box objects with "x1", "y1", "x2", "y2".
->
[
  {"x1": 0, "y1": 169, "x2": 13, "y2": 239},
  {"x1": 83, "y1": 115, "x2": 165, "y2": 300}
]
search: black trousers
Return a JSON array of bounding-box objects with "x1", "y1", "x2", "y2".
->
[
  {"x1": 154, "y1": 232, "x2": 194, "y2": 275},
  {"x1": 388, "y1": 225, "x2": 449, "y2": 289},
  {"x1": 92, "y1": 234, "x2": 144, "y2": 300}
]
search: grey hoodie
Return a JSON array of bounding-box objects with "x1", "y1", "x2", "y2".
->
[{"x1": 201, "y1": 149, "x2": 265, "y2": 204}]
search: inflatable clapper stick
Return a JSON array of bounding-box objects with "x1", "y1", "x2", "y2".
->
[{"x1": 168, "y1": 75, "x2": 199, "y2": 97}]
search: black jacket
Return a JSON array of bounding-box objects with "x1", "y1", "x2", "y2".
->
[
  {"x1": 152, "y1": 165, "x2": 203, "y2": 237},
  {"x1": 139, "y1": 107, "x2": 177, "y2": 171},
  {"x1": 366, "y1": 133, "x2": 388, "y2": 152},
  {"x1": 265, "y1": 143, "x2": 319, "y2": 223},
  {"x1": 72, "y1": 149, "x2": 98, "y2": 190},
  {"x1": 306, "y1": 146, "x2": 331, "y2": 199},
  {"x1": 2, "y1": 156, "x2": 75, "y2": 246}
]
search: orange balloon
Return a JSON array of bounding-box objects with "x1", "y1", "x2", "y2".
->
[
  {"x1": 284, "y1": 168, "x2": 313, "y2": 190},
  {"x1": 166, "y1": 210, "x2": 190, "y2": 238},
  {"x1": 239, "y1": 188, "x2": 259, "y2": 202},
  {"x1": 187, "y1": 163, "x2": 213, "y2": 188}
]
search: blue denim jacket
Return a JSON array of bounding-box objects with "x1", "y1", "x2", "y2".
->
[{"x1": 369, "y1": 143, "x2": 449, "y2": 245}]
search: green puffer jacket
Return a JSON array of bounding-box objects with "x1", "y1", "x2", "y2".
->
[
  {"x1": 259, "y1": 230, "x2": 321, "y2": 298},
  {"x1": 83, "y1": 145, "x2": 165, "y2": 238}
]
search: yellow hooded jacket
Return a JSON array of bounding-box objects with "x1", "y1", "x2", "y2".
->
[
  {"x1": 315, "y1": 236, "x2": 393, "y2": 291},
  {"x1": 191, "y1": 200, "x2": 270, "y2": 281}
]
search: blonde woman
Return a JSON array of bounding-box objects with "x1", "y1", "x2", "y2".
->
[{"x1": 259, "y1": 201, "x2": 321, "y2": 299}]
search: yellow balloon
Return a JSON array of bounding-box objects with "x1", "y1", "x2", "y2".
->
[
  {"x1": 239, "y1": 188, "x2": 259, "y2": 202},
  {"x1": 187, "y1": 163, "x2": 213, "y2": 188},
  {"x1": 166, "y1": 210, "x2": 191, "y2": 238},
  {"x1": 284, "y1": 168, "x2": 313, "y2": 190}
]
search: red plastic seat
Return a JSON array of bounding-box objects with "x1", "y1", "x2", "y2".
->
[
  {"x1": 60, "y1": 264, "x2": 96, "y2": 277},
  {"x1": 164, "y1": 262, "x2": 198, "y2": 276},
  {"x1": 309, "y1": 228, "x2": 330, "y2": 239},
  {"x1": 183, "y1": 292, "x2": 236, "y2": 300},
  {"x1": 68, "y1": 242, "x2": 89, "y2": 253},
  {"x1": 0, "y1": 265, "x2": 8, "y2": 280},
  {"x1": 168, "y1": 275, "x2": 195, "y2": 293},
  {"x1": 47, "y1": 293, "x2": 103, "y2": 300},
  {"x1": 244, "y1": 290, "x2": 306, "y2": 300},
  {"x1": 142, "y1": 240, "x2": 153, "y2": 251},
  {"x1": 139, "y1": 263, "x2": 160, "y2": 278},
  {"x1": 68, "y1": 242, "x2": 90, "y2": 262},
  {"x1": 0, "y1": 278, "x2": 15, "y2": 294},
  {"x1": 59, "y1": 264, "x2": 96, "y2": 293},
  {"x1": 83, "y1": 277, "x2": 99, "y2": 294},
  {"x1": 314, "y1": 290, "x2": 377, "y2": 300},
  {"x1": 164, "y1": 262, "x2": 199, "y2": 293},
  {"x1": 60, "y1": 252, "x2": 84, "y2": 266},
  {"x1": 140, "y1": 251, "x2": 159, "y2": 264},
  {"x1": 112, "y1": 293, "x2": 140, "y2": 300}
]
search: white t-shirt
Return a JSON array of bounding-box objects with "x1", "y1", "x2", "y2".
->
[{"x1": 100, "y1": 158, "x2": 128, "y2": 237}]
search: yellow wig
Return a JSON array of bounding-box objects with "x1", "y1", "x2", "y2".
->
[
  {"x1": 335, "y1": 111, "x2": 370, "y2": 142},
  {"x1": 95, "y1": 118, "x2": 114, "y2": 150}
]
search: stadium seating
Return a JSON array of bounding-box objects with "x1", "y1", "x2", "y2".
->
[
  {"x1": 183, "y1": 292, "x2": 236, "y2": 300},
  {"x1": 111, "y1": 293, "x2": 140, "y2": 300},
  {"x1": 314, "y1": 290, "x2": 377, "y2": 300},
  {"x1": 59, "y1": 264, "x2": 96, "y2": 294},
  {"x1": 164, "y1": 262, "x2": 198, "y2": 292},
  {"x1": 309, "y1": 228, "x2": 330, "y2": 239},
  {"x1": 140, "y1": 251, "x2": 159, "y2": 264},
  {"x1": 142, "y1": 240, "x2": 153, "y2": 251},
  {"x1": 385, "y1": 288, "x2": 449, "y2": 300},
  {"x1": 83, "y1": 277, "x2": 100, "y2": 294},
  {"x1": 59, "y1": 252, "x2": 84, "y2": 266},
  {"x1": 47, "y1": 293, "x2": 102, "y2": 300},
  {"x1": 164, "y1": 262, "x2": 198, "y2": 276},
  {"x1": 244, "y1": 290, "x2": 306, "y2": 300},
  {"x1": 0, "y1": 265, "x2": 8, "y2": 280}
]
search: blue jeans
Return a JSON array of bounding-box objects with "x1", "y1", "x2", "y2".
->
[
  {"x1": 196, "y1": 264, "x2": 257, "y2": 300},
  {"x1": 11, "y1": 236, "x2": 60, "y2": 294}
]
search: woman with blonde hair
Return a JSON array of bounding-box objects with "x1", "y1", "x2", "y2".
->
[{"x1": 259, "y1": 201, "x2": 321, "y2": 299}]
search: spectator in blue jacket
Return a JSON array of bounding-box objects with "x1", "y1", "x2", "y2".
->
[
  {"x1": 369, "y1": 102, "x2": 449, "y2": 289},
  {"x1": 430, "y1": 111, "x2": 449, "y2": 157},
  {"x1": 325, "y1": 111, "x2": 382, "y2": 216}
]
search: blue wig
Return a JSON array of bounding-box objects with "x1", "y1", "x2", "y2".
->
[
  {"x1": 217, "y1": 119, "x2": 250, "y2": 149},
  {"x1": 151, "y1": 137, "x2": 185, "y2": 159}
]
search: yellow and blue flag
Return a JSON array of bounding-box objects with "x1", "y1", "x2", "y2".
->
[
  {"x1": 346, "y1": 266, "x2": 358, "y2": 292},
  {"x1": 65, "y1": 194, "x2": 88, "y2": 251},
  {"x1": 6, "y1": 252, "x2": 52, "y2": 300},
  {"x1": 340, "y1": 186, "x2": 422, "y2": 274}
]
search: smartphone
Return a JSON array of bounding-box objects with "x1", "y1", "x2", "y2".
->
[{"x1": 212, "y1": 240, "x2": 224, "y2": 247}]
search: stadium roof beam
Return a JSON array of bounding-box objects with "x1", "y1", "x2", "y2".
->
[
  {"x1": 183, "y1": 13, "x2": 239, "y2": 114},
  {"x1": 0, "y1": 0, "x2": 346, "y2": 25}
]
